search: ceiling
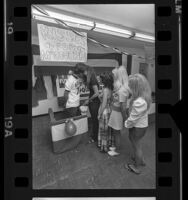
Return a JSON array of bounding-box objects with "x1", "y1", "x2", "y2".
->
[
  {"x1": 33, "y1": 4, "x2": 155, "y2": 49},
  {"x1": 45, "y1": 4, "x2": 155, "y2": 35}
]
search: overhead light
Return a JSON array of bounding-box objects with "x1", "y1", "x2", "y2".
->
[
  {"x1": 33, "y1": 14, "x2": 57, "y2": 24},
  {"x1": 134, "y1": 33, "x2": 155, "y2": 43},
  {"x1": 32, "y1": 7, "x2": 94, "y2": 30},
  {"x1": 32, "y1": 6, "x2": 46, "y2": 16},
  {"x1": 33, "y1": 14, "x2": 94, "y2": 30},
  {"x1": 47, "y1": 10, "x2": 94, "y2": 27},
  {"x1": 94, "y1": 23, "x2": 132, "y2": 38}
]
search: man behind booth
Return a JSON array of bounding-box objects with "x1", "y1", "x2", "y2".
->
[{"x1": 63, "y1": 63, "x2": 87, "y2": 118}]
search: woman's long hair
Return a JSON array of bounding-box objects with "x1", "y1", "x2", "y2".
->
[
  {"x1": 128, "y1": 73, "x2": 152, "y2": 110},
  {"x1": 86, "y1": 66, "x2": 97, "y2": 85},
  {"x1": 112, "y1": 65, "x2": 129, "y2": 91},
  {"x1": 74, "y1": 63, "x2": 87, "y2": 75},
  {"x1": 72, "y1": 63, "x2": 88, "y2": 84},
  {"x1": 100, "y1": 72, "x2": 114, "y2": 91}
]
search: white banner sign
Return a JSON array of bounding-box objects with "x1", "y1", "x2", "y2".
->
[{"x1": 37, "y1": 24, "x2": 88, "y2": 62}]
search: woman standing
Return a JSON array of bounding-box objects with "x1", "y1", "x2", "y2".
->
[
  {"x1": 83, "y1": 66, "x2": 100, "y2": 143},
  {"x1": 124, "y1": 74, "x2": 152, "y2": 174},
  {"x1": 97, "y1": 72, "x2": 114, "y2": 152},
  {"x1": 108, "y1": 65, "x2": 130, "y2": 156}
]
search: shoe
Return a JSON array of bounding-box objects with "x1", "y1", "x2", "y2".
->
[
  {"x1": 109, "y1": 146, "x2": 116, "y2": 151},
  {"x1": 125, "y1": 163, "x2": 141, "y2": 174},
  {"x1": 88, "y1": 139, "x2": 95, "y2": 144},
  {"x1": 108, "y1": 150, "x2": 120, "y2": 156}
]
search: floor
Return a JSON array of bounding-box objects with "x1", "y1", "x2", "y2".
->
[{"x1": 32, "y1": 113, "x2": 155, "y2": 189}]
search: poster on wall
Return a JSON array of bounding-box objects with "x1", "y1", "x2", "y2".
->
[
  {"x1": 37, "y1": 24, "x2": 88, "y2": 62},
  {"x1": 56, "y1": 75, "x2": 66, "y2": 97}
]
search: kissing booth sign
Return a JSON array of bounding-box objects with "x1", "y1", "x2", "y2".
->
[{"x1": 37, "y1": 24, "x2": 87, "y2": 62}]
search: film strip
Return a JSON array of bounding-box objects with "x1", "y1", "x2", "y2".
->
[{"x1": 4, "y1": 0, "x2": 182, "y2": 200}]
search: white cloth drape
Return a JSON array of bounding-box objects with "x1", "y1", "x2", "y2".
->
[
  {"x1": 32, "y1": 65, "x2": 37, "y2": 87},
  {"x1": 43, "y1": 76, "x2": 54, "y2": 99}
]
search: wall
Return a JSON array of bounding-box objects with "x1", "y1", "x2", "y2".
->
[{"x1": 131, "y1": 56, "x2": 155, "y2": 92}]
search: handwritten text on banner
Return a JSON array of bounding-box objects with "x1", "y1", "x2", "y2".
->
[{"x1": 37, "y1": 24, "x2": 88, "y2": 62}]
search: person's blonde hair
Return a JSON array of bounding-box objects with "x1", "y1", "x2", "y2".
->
[
  {"x1": 112, "y1": 65, "x2": 129, "y2": 91},
  {"x1": 128, "y1": 73, "x2": 152, "y2": 110}
]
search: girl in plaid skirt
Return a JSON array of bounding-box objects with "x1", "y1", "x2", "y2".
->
[
  {"x1": 98, "y1": 72, "x2": 114, "y2": 152},
  {"x1": 108, "y1": 66, "x2": 130, "y2": 156}
]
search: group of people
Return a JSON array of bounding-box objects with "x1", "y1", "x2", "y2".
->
[{"x1": 63, "y1": 63, "x2": 152, "y2": 174}]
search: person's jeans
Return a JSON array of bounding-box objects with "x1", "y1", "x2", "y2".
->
[{"x1": 88, "y1": 100, "x2": 100, "y2": 141}]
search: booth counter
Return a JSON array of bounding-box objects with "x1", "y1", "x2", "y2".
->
[{"x1": 49, "y1": 108, "x2": 88, "y2": 153}]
